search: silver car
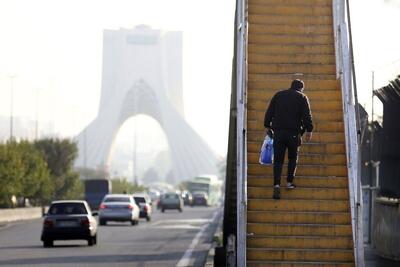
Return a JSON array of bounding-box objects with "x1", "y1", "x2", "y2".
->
[{"x1": 98, "y1": 194, "x2": 140, "y2": 225}]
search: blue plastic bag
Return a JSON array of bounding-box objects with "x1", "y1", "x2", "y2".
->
[{"x1": 259, "y1": 135, "x2": 274, "y2": 165}]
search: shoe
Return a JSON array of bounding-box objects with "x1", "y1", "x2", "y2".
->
[
  {"x1": 286, "y1": 182, "x2": 296, "y2": 189},
  {"x1": 273, "y1": 186, "x2": 280, "y2": 199}
]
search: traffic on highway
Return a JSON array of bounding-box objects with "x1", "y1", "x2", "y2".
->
[{"x1": 0, "y1": 198, "x2": 222, "y2": 267}]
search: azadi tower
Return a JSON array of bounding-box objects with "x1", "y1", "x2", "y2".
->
[{"x1": 75, "y1": 25, "x2": 218, "y2": 181}]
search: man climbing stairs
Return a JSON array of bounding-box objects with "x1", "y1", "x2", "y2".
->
[{"x1": 246, "y1": 0, "x2": 355, "y2": 265}]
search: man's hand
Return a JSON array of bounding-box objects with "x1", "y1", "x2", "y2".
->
[
  {"x1": 305, "y1": 131, "x2": 312, "y2": 142},
  {"x1": 265, "y1": 127, "x2": 273, "y2": 138}
]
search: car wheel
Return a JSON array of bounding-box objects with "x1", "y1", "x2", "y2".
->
[
  {"x1": 43, "y1": 240, "x2": 53, "y2": 247},
  {"x1": 146, "y1": 216, "x2": 151, "y2": 222},
  {"x1": 100, "y1": 219, "x2": 106, "y2": 226}
]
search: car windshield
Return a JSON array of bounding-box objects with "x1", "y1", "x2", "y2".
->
[
  {"x1": 134, "y1": 197, "x2": 146, "y2": 203},
  {"x1": 104, "y1": 197, "x2": 130, "y2": 203},
  {"x1": 48, "y1": 203, "x2": 87, "y2": 215}
]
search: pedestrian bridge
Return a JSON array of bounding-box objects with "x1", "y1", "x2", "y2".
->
[{"x1": 223, "y1": 0, "x2": 363, "y2": 266}]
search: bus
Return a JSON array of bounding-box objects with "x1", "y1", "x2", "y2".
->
[
  {"x1": 187, "y1": 175, "x2": 223, "y2": 206},
  {"x1": 84, "y1": 179, "x2": 112, "y2": 210}
]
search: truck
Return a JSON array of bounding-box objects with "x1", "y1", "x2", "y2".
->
[{"x1": 84, "y1": 179, "x2": 112, "y2": 210}]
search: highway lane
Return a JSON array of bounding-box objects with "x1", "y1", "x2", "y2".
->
[{"x1": 0, "y1": 206, "x2": 221, "y2": 267}]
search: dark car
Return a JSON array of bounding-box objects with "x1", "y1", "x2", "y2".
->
[
  {"x1": 133, "y1": 194, "x2": 152, "y2": 221},
  {"x1": 41, "y1": 200, "x2": 98, "y2": 247},
  {"x1": 159, "y1": 193, "x2": 183, "y2": 212},
  {"x1": 181, "y1": 191, "x2": 193, "y2": 206},
  {"x1": 192, "y1": 192, "x2": 208, "y2": 206}
]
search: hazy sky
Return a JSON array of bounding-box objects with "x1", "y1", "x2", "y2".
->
[{"x1": 0, "y1": 0, "x2": 399, "y2": 157}]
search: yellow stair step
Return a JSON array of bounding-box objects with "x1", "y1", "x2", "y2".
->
[
  {"x1": 247, "y1": 121, "x2": 344, "y2": 132},
  {"x1": 249, "y1": 5, "x2": 332, "y2": 16},
  {"x1": 247, "y1": 260, "x2": 355, "y2": 267},
  {"x1": 248, "y1": 199, "x2": 350, "y2": 212},
  {"x1": 248, "y1": 153, "x2": 347, "y2": 165},
  {"x1": 247, "y1": 142, "x2": 345, "y2": 154},
  {"x1": 249, "y1": 0, "x2": 332, "y2": 6},
  {"x1": 248, "y1": 187, "x2": 349, "y2": 200},
  {"x1": 247, "y1": 99, "x2": 342, "y2": 111},
  {"x1": 249, "y1": 24, "x2": 333, "y2": 35},
  {"x1": 247, "y1": 248, "x2": 354, "y2": 262},
  {"x1": 247, "y1": 236, "x2": 353, "y2": 249},
  {"x1": 248, "y1": 80, "x2": 340, "y2": 91},
  {"x1": 249, "y1": 63, "x2": 336, "y2": 75},
  {"x1": 247, "y1": 131, "x2": 345, "y2": 143},
  {"x1": 249, "y1": 34, "x2": 334, "y2": 45},
  {"x1": 248, "y1": 90, "x2": 341, "y2": 102},
  {"x1": 247, "y1": 223, "x2": 352, "y2": 236},
  {"x1": 247, "y1": 176, "x2": 348, "y2": 189},
  {"x1": 249, "y1": 14, "x2": 333, "y2": 25},
  {"x1": 249, "y1": 53, "x2": 335, "y2": 65},
  {"x1": 249, "y1": 44, "x2": 334, "y2": 55},
  {"x1": 248, "y1": 164, "x2": 347, "y2": 177},
  {"x1": 248, "y1": 111, "x2": 343, "y2": 123},
  {"x1": 249, "y1": 74, "x2": 337, "y2": 82},
  {"x1": 247, "y1": 211, "x2": 351, "y2": 224}
]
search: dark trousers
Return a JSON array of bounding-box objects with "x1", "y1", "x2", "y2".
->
[{"x1": 273, "y1": 130, "x2": 300, "y2": 186}]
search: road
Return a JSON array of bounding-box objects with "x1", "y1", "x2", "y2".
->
[{"x1": 0, "y1": 206, "x2": 221, "y2": 267}]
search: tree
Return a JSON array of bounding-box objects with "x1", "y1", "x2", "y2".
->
[
  {"x1": 18, "y1": 140, "x2": 52, "y2": 206},
  {"x1": 34, "y1": 138, "x2": 81, "y2": 200},
  {"x1": 0, "y1": 142, "x2": 24, "y2": 207},
  {"x1": 34, "y1": 138, "x2": 78, "y2": 177}
]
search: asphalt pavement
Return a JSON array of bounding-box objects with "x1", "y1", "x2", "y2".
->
[{"x1": 0, "y1": 205, "x2": 222, "y2": 267}]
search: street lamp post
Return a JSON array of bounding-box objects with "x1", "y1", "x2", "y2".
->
[{"x1": 8, "y1": 75, "x2": 17, "y2": 140}]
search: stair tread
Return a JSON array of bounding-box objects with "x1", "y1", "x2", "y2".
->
[
  {"x1": 248, "y1": 247, "x2": 353, "y2": 252},
  {"x1": 247, "y1": 260, "x2": 353, "y2": 266},
  {"x1": 247, "y1": 210, "x2": 350, "y2": 214},
  {"x1": 247, "y1": 235, "x2": 353, "y2": 240}
]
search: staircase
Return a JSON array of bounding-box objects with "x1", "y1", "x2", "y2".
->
[{"x1": 246, "y1": 0, "x2": 355, "y2": 266}]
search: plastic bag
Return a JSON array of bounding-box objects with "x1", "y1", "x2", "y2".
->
[{"x1": 259, "y1": 135, "x2": 274, "y2": 165}]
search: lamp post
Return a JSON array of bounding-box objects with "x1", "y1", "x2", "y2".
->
[
  {"x1": 8, "y1": 75, "x2": 17, "y2": 140},
  {"x1": 35, "y1": 88, "x2": 41, "y2": 140}
]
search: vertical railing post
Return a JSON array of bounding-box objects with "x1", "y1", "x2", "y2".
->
[
  {"x1": 236, "y1": 0, "x2": 247, "y2": 266},
  {"x1": 334, "y1": 0, "x2": 365, "y2": 266}
]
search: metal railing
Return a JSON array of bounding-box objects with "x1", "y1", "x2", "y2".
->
[
  {"x1": 333, "y1": 0, "x2": 365, "y2": 266},
  {"x1": 235, "y1": 0, "x2": 247, "y2": 266}
]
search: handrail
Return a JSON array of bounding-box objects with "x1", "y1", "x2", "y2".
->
[
  {"x1": 333, "y1": 0, "x2": 365, "y2": 266},
  {"x1": 236, "y1": 0, "x2": 247, "y2": 266}
]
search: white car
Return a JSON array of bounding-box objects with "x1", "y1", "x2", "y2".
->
[{"x1": 98, "y1": 194, "x2": 140, "y2": 225}]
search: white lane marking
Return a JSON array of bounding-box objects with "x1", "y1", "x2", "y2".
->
[
  {"x1": 176, "y1": 209, "x2": 220, "y2": 267},
  {"x1": 152, "y1": 218, "x2": 212, "y2": 226}
]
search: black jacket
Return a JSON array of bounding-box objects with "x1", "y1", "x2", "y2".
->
[{"x1": 264, "y1": 88, "x2": 313, "y2": 133}]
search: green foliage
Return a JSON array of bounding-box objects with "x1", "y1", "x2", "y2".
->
[
  {"x1": 18, "y1": 140, "x2": 52, "y2": 203},
  {"x1": 111, "y1": 178, "x2": 147, "y2": 194},
  {"x1": 34, "y1": 138, "x2": 78, "y2": 177},
  {"x1": 0, "y1": 142, "x2": 24, "y2": 207},
  {"x1": 0, "y1": 140, "x2": 51, "y2": 207},
  {"x1": 34, "y1": 138, "x2": 81, "y2": 200}
]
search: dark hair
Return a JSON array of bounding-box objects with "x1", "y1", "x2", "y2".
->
[{"x1": 290, "y1": 79, "x2": 304, "y2": 91}]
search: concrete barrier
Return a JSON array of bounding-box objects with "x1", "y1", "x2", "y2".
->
[
  {"x1": 0, "y1": 207, "x2": 44, "y2": 224},
  {"x1": 373, "y1": 197, "x2": 400, "y2": 261}
]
